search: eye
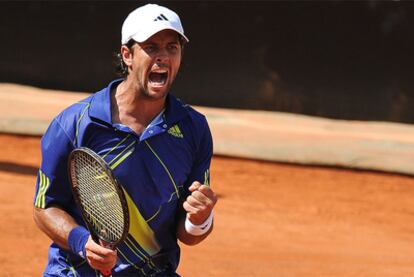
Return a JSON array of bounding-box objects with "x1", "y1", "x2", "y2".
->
[
  {"x1": 167, "y1": 43, "x2": 179, "y2": 54},
  {"x1": 144, "y1": 45, "x2": 157, "y2": 53}
]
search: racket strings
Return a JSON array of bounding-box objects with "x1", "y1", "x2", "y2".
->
[{"x1": 74, "y1": 152, "x2": 126, "y2": 243}]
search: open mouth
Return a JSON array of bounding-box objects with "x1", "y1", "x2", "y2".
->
[{"x1": 149, "y1": 70, "x2": 168, "y2": 87}]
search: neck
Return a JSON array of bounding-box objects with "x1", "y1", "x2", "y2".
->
[{"x1": 111, "y1": 81, "x2": 166, "y2": 134}]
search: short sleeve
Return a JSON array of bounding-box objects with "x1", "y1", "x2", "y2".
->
[
  {"x1": 33, "y1": 118, "x2": 74, "y2": 209},
  {"x1": 183, "y1": 117, "x2": 213, "y2": 197}
]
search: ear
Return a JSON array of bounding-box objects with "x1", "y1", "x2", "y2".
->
[{"x1": 120, "y1": 45, "x2": 133, "y2": 67}]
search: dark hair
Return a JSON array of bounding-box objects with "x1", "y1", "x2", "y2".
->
[
  {"x1": 114, "y1": 39, "x2": 136, "y2": 78},
  {"x1": 114, "y1": 35, "x2": 187, "y2": 78}
]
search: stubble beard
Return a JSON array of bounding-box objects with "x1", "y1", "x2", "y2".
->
[{"x1": 140, "y1": 83, "x2": 170, "y2": 102}]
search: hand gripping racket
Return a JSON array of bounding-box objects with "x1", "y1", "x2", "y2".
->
[{"x1": 68, "y1": 147, "x2": 130, "y2": 277}]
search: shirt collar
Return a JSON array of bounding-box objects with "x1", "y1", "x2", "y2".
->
[
  {"x1": 88, "y1": 79, "x2": 189, "y2": 127},
  {"x1": 89, "y1": 79, "x2": 121, "y2": 124}
]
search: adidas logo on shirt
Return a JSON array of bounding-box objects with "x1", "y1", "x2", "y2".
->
[{"x1": 168, "y1": 125, "x2": 183, "y2": 138}]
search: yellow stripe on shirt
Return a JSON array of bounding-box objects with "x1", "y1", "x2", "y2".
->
[
  {"x1": 102, "y1": 134, "x2": 131, "y2": 159},
  {"x1": 144, "y1": 140, "x2": 179, "y2": 198},
  {"x1": 34, "y1": 171, "x2": 43, "y2": 208},
  {"x1": 123, "y1": 188, "x2": 161, "y2": 256},
  {"x1": 110, "y1": 141, "x2": 136, "y2": 170},
  {"x1": 73, "y1": 102, "x2": 90, "y2": 146},
  {"x1": 35, "y1": 170, "x2": 51, "y2": 209}
]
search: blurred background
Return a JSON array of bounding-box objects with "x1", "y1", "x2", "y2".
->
[
  {"x1": 0, "y1": 0, "x2": 413, "y2": 122},
  {"x1": 2, "y1": 3, "x2": 414, "y2": 276}
]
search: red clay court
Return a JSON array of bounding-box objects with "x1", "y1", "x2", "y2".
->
[{"x1": 1, "y1": 85, "x2": 414, "y2": 276}]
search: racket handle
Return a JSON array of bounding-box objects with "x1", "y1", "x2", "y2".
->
[{"x1": 98, "y1": 240, "x2": 114, "y2": 277}]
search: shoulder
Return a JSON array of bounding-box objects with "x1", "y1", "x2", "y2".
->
[
  {"x1": 183, "y1": 101, "x2": 205, "y2": 118},
  {"x1": 175, "y1": 100, "x2": 213, "y2": 162},
  {"x1": 54, "y1": 94, "x2": 94, "y2": 130},
  {"x1": 172, "y1": 96, "x2": 209, "y2": 129},
  {"x1": 54, "y1": 80, "x2": 112, "y2": 127},
  {"x1": 42, "y1": 94, "x2": 94, "y2": 148},
  {"x1": 187, "y1": 107, "x2": 211, "y2": 139},
  {"x1": 173, "y1": 98, "x2": 212, "y2": 148}
]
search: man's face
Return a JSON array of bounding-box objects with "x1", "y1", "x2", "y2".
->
[{"x1": 125, "y1": 29, "x2": 182, "y2": 100}]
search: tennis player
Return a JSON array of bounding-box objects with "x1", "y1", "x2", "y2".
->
[{"x1": 33, "y1": 4, "x2": 217, "y2": 276}]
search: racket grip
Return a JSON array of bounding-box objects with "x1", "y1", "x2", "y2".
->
[{"x1": 98, "y1": 240, "x2": 114, "y2": 277}]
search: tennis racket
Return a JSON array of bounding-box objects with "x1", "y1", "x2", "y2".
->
[{"x1": 68, "y1": 147, "x2": 130, "y2": 277}]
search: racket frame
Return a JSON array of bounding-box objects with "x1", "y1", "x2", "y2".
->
[{"x1": 68, "y1": 147, "x2": 130, "y2": 248}]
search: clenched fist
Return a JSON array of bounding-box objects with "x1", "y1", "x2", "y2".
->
[{"x1": 183, "y1": 181, "x2": 218, "y2": 225}]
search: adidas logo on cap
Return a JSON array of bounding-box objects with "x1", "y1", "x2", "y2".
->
[{"x1": 154, "y1": 14, "x2": 169, "y2": 21}]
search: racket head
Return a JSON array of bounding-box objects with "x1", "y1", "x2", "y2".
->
[{"x1": 68, "y1": 147, "x2": 129, "y2": 246}]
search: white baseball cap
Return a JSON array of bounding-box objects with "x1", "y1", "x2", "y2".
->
[{"x1": 121, "y1": 4, "x2": 189, "y2": 44}]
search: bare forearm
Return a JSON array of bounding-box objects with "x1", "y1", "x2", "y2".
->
[{"x1": 33, "y1": 206, "x2": 79, "y2": 250}]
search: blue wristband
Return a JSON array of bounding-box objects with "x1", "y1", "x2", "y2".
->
[{"x1": 68, "y1": 226, "x2": 89, "y2": 259}]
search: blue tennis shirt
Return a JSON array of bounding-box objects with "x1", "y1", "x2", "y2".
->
[{"x1": 34, "y1": 79, "x2": 213, "y2": 276}]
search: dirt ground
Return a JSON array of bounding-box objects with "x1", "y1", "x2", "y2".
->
[{"x1": 1, "y1": 133, "x2": 414, "y2": 277}]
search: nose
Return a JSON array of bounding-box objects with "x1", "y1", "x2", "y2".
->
[{"x1": 155, "y1": 48, "x2": 169, "y2": 64}]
